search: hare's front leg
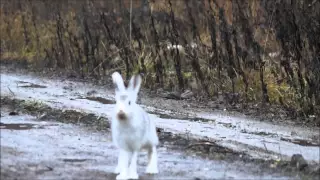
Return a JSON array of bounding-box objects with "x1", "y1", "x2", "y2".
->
[
  {"x1": 115, "y1": 149, "x2": 130, "y2": 179},
  {"x1": 127, "y1": 151, "x2": 139, "y2": 179},
  {"x1": 146, "y1": 146, "x2": 159, "y2": 174}
]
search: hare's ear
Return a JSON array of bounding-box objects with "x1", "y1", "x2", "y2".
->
[
  {"x1": 128, "y1": 74, "x2": 142, "y2": 94},
  {"x1": 112, "y1": 72, "x2": 126, "y2": 92}
]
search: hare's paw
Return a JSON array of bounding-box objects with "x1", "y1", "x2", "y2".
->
[
  {"x1": 146, "y1": 165, "x2": 159, "y2": 174},
  {"x1": 114, "y1": 165, "x2": 121, "y2": 174},
  {"x1": 116, "y1": 172, "x2": 128, "y2": 180},
  {"x1": 146, "y1": 146, "x2": 158, "y2": 174},
  {"x1": 115, "y1": 149, "x2": 129, "y2": 174},
  {"x1": 127, "y1": 171, "x2": 139, "y2": 179}
]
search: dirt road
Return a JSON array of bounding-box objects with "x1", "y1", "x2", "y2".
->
[
  {"x1": 1, "y1": 69, "x2": 319, "y2": 179},
  {"x1": 1, "y1": 107, "x2": 292, "y2": 180}
]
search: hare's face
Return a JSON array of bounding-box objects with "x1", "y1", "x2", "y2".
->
[
  {"x1": 114, "y1": 90, "x2": 136, "y2": 121},
  {"x1": 112, "y1": 72, "x2": 142, "y2": 121}
]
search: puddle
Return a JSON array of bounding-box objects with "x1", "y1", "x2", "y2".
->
[
  {"x1": 148, "y1": 111, "x2": 214, "y2": 123},
  {"x1": 9, "y1": 111, "x2": 19, "y2": 116},
  {"x1": 151, "y1": 112, "x2": 187, "y2": 119},
  {"x1": 1, "y1": 72, "x2": 319, "y2": 166},
  {"x1": 217, "y1": 122, "x2": 236, "y2": 129},
  {"x1": 18, "y1": 83, "x2": 47, "y2": 88},
  {"x1": 185, "y1": 117, "x2": 215, "y2": 123},
  {"x1": 62, "y1": 158, "x2": 89, "y2": 163},
  {"x1": 241, "y1": 129, "x2": 279, "y2": 138},
  {"x1": 0, "y1": 123, "x2": 36, "y2": 130},
  {"x1": 15, "y1": 80, "x2": 29, "y2": 84},
  {"x1": 79, "y1": 96, "x2": 115, "y2": 104},
  {"x1": 280, "y1": 137, "x2": 320, "y2": 147},
  {"x1": 0, "y1": 110, "x2": 295, "y2": 180}
]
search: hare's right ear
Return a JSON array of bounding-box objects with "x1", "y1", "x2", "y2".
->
[
  {"x1": 128, "y1": 74, "x2": 142, "y2": 94},
  {"x1": 111, "y1": 72, "x2": 125, "y2": 92}
]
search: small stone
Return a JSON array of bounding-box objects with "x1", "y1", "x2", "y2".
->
[
  {"x1": 156, "y1": 88, "x2": 164, "y2": 94},
  {"x1": 311, "y1": 165, "x2": 320, "y2": 176},
  {"x1": 163, "y1": 92, "x2": 181, "y2": 100},
  {"x1": 217, "y1": 94, "x2": 224, "y2": 104},
  {"x1": 9, "y1": 111, "x2": 19, "y2": 116},
  {"x1": 290, "y1": 154, "x2": 308, "y2": 170},
  {"x1": 180, "y1": 90, "x2": 194, "y2": 99},
  {"x1": 86, "y1": 90, "x2": 97, "y2": 96},
  {"x1": 209, "y1": 146, "x2": 216, "y2": 153},
  {"x1": 270, "y1": 163, "x2": 276, "y2": 168},
  {"x1": 291, "y1": 131, "x2": 298, "y2": 136}
]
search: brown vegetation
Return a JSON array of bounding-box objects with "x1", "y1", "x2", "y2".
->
[{"x1": 1, "y1": 0, "x2": 319, "y2": 121}]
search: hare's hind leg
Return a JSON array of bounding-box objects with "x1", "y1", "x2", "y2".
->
[{"x1": 146, "y1": 145, "x2": 159, "y2": 174}]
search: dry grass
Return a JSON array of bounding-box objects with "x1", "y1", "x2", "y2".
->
[{"x1": 0, "y1": 0, "x2": 318, "y2": 119}]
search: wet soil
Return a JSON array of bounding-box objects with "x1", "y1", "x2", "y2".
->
[
  {"x1": 0, "y1": 102, "x2": 294, "y2": 180},
  {"x1": 71, "y1": 95, "x2": 320, "y2": 154},
  {"x1": 279, "y1": 137, "x2": 320, "y2": 147},
  {"x1": 1, "y1": 97, "x2": 319, "y2": 180},
  {"x1": 1, "y1": 63, "x2": 319, "y2": 128},
  {"x1": 80, "y1": 96, "x2": 115, "y2": 104},
  {"x1": 0, "y1": 122, "x2": 37, "y2": 130},
  {"x1": 64, "y1": 95, "x2": 320, "y2": 150},
  {"x1": 0, "y1": 64, "x2": 319, "y2": 179},
  {"x1": 1, "y1": 72, "x2": 319, "y2": 158}
]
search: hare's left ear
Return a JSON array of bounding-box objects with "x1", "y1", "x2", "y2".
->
[
  {"x1": 128, "y1": 74, "x2": 142, "y2": 94},
  {"x1": 112, "y1": 71, "x2": 126, "y2": 92}
]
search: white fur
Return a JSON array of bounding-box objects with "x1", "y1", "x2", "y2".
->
[{"x1": 111, "y1": 72, "x2": 159, "y2": 180}]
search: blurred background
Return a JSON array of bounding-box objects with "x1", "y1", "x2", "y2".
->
[{"x1": 0, "y1": 0, "x2": 319, "y2": 119}]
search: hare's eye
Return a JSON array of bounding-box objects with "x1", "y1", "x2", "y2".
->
[{"x1": 128, "y1": 101, "x2": 131, "y2": 105}]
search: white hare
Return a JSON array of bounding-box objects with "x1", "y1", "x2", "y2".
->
[{"x1": 111, "y1": 72, "x2": 159, "y2": 180}]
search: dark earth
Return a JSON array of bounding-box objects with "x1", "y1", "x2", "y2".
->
[{"x1": 0, "y1": 63, "x2": 319, "y2": 180}]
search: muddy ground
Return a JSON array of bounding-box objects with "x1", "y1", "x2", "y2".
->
[
  {"x1": 0, "y1": 64, "x2": 320, "y2": 179},
  {"x1": 1, "y1": 62, "x2": 319, "y2": 128},
  {"x1": 0, "y1": 98, "x2": 315, "y2": 180},
  {"x1": 1, "y1": 100, "x2": 300, "y2": 180}
]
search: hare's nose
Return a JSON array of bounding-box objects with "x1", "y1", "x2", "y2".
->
[{"x1": 117, "y1": 111, "x2": 127, "y2": 120}]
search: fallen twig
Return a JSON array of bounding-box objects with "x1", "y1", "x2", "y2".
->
[
  {"x1": 87, "y1": 46, "x2": 123, "y2": 77},
  {"x1": 186, "y1": 140, "x2": 220, "y2": 149},
  {"x1": 7, "y1": 86, "x2": 15, "y2": 96}
]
